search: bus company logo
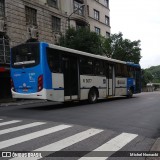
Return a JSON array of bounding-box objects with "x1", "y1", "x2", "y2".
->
[
  {"x1": 2, "y1": 152, "x2": 11, "y2": 158},
  {"x1": 23, "y1": 83, "x2": 26, "y2": 87}
]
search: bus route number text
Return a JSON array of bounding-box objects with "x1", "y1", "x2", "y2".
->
[{"x1": 83, "y1": 79, "x2": 92, "y2": 83}]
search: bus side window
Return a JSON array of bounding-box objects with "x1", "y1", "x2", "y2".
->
[
  {"x1": 128, "y1": 66, "x2": 134, "y2": 78},
  {"x1": 47, "y1": 48, "x2": 61, "y2": 73},
  {"x1": 109, "y1": 65, "x2": 113, "y2": 79},
  {"x1": 94, "y1": 60, "x2": 105, "y2": 76},
  {"x1": 104, "y1": 63, "x2": 108, "y2": 78},
  {"x1": 80, "y1": 57, "x2": 93, "y2": 75}
]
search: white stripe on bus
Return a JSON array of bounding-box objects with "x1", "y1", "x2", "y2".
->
[
  {"x1": 79, "y1": 132, "x2": 138, "y2": 160},
  {"x1": 0, "y1": 120, "x2": 21, "y2": 127},
  {"x1": 0, "y1": 124, "x2": 72, "y2": 149},
  {"x1": 0, "y1": 122, "x2": 46, "y2": 135}
]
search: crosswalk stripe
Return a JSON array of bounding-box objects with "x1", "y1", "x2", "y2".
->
[
  {"x1": 0, "y1": 124, "x2": 72, "y2": 149},
  {"x1": 0, "y1": 120, "x2": 21, "y2": 126},
  {"x1": 10, "y1": 128, "x2": 103, "y2": 160},
  {"x1": 0, "y1": 122, "x2": 46, "y2": 135},
  {"x1": 0, "y1": 119, "x2": 3, "y2": 120},
  {"x1": 79, "y1": 132, "x2": 138, "y2": 160},
  {"x1": 35, "y1": 128, "x2": 103, "y2": 152}
]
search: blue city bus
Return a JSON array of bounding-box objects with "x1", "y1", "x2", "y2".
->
[{"x1": 11, "y1": 42, "x2": 141, "y2": 103}]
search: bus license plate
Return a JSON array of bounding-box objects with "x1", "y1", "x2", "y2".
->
[{"x1": 23, "y1": 88, "x2": 28, "y2": 92}]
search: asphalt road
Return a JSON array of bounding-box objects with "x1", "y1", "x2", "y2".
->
[
  {"x1": 0, "y1": 92, "x2": 160, "y2": 139},
  {"x1": 0, "y1": 92, "x2": 160, "y2": 159}
]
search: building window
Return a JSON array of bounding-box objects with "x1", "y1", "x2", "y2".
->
[
  {"x1": 94, "y1": 9, "x2": 99, "y2": 20},
  {"x1": 95, "y1": 27, "x2": 100, "y2": 35},
  {"x1": 47, "y1": 0, "x2": 58, "y2": 8},
  {"x1": 87, "y1": 5, "x2": 89, "y2": 16},
  {"x1": 104, "y1": 0, "x2": 109, "y2": 8},
  {"x1": 106, "y1": 32, "x2": 110, "y2": 38},
  {"x1": 105, "y1": 16, "x2": 109, "y2": 26},
  {"x1": 0, "y1": 0, "x2": 5, "y2": 17},
  {"x1": 25, "y1": 6, "x2": 37, "y2": 26},
  {"x1": 0, "y1": 35, "x2": 10, "y2": 64},
  {"x1": 76, "y1": 21, "x2": 86, "y2": 30},
  {"x1": 52, "y1": 16, "x2": 61, "y2": 32},
  {"x1": 74, "y1": 0, "x2": 84, "y2": 16}
]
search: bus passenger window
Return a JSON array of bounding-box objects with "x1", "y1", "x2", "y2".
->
[
  {"x1": 80, "y1": 57, "x2": 93, "y2": 75},
  {"x1": 128, "y1": 67, "x2": 134, "y2": 78},
  {"x1": 109, "y1": 65, "x2": 113, "y2": 79},
  {"x1": 47, "y1": 48, "x2": 61, "y2": 73},
  {"x1": 94, "y1": 60, "x2": 104, "y2": 76}
]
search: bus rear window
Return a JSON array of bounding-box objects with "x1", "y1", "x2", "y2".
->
[{"x1": 11, "y1": 43, "x2": 40, "y2": 68}]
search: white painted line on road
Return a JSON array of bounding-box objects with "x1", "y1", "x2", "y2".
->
[
  {"x1": 10, "y1": 128, "x2": 103, "y2": 160},
  {"x1": 79, "y1": 132, "x2": 138, "y2": 160},
  {"x1": 0, "y1": 124, "x2": 72, "y2": 149},
  {"x1": 35, "y1": 128, "x2": 103, "y2": 151},
  {"x1": 0, "y1": 122, "x2": 46, "y2": 135},
  {"x1": 0, "y1": 120, "x2": 21, "y2": 127},
  {"x1": 0, "y1": 119, "x2": 3, "y2": 120}
]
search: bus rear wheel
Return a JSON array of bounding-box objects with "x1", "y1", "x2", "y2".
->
[
  {"x1": 88, "y1": 88, "x2": 98, "y2": 104},
  {"x1": 127, "y1": 88, "x2": 133, "y2": 98}
]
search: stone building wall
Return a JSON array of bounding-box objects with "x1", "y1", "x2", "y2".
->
[
  {"x1": 4, "y1": 0, "x2": 110, "y2": 47},
  {"x1": 5, "y1": 0, "x2": 68, "y2": 47}
]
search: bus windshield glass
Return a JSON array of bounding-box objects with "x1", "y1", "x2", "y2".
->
[{"x1": 11, "y1": 43, "x2": 40, "y2": 68}]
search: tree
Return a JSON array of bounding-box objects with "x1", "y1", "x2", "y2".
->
[
  {"x1": 59, "y1": 27, "x2": 104, "y2": 55},
  {"x1": 104, "y1": 32, "x2": 141, "y2": 64},
  {"x1": 145, "y1": 65, "x2": 160, "y2": 83},
  {"x1": 59, "y1": 29, "x2": 142, "y2": 64},
  {"x1": 141, "y1": 70, "x2": 153, "y2": 87}
]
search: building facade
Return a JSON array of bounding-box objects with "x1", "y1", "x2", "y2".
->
[
  {"x1": 0, "y1": 0, "x2": 110, "y2": 99},
  {"x1": 87, "y1": 0, "x2": 110, "y2": 38}
]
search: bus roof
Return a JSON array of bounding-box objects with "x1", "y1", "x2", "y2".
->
[{"x1": 126, "y1": 62, "x2": 141, "y2": 68}]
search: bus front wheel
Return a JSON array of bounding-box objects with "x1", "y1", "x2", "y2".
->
[{"x1": 88, "y1": 88, "x2": 98, "y2": 104}]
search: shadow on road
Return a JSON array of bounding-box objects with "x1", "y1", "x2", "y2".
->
[{"x1": 23, "y1": 96, "x2": 135, "y2": 111}]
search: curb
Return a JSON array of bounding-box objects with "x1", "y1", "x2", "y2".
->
[
  {"x1": 0, "y1": 99, "x2": 47, "y2": 107},
  {"x1": 146, "y1": 138, "x2": 160, "y2": 160}
]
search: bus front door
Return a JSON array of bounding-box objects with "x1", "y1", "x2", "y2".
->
[{"x1": 62, "y1": 55, "x2": 79, "y2": 101}]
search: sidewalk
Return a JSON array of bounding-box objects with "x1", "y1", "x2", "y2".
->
[
  {"x1": 0, "y1": 98, "x2": 47, "y2": 107},
  {"x1": 147, "y1": 138, "x2": 160, "y2": 160},
  {"x1": 0, "y1": 98, "x2": 16, "y2": 103}
]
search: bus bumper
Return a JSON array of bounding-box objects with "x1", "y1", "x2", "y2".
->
[{"x1": 11, "y1": 89, "x2": 47, "y2": 100}]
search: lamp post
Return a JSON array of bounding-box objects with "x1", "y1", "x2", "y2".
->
[{"x1": 68, "y1": 4, "x2": 85, "y2": 28}]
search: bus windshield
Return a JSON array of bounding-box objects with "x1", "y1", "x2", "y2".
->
[{"x1": 11, "y1": 43, "x2": 40, "y2": 68}]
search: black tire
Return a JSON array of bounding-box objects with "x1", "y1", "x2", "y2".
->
[
  {"x1": 127, "y1": 89, "x2": 133, "y2": 98},
  {"x1": 88, "y1": 88, "x2": 98, "y2": 104}
]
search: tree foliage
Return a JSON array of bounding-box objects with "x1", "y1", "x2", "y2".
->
[
  {"x1": 59, "y1": 29, "x2": 142, "y2": 64},
  {"x1": 59, "y1": 28, "x2": 104, "y2": 55},
  {"x1": 141, "y1": 69, "x2": 153, "y2": 87},
  {"x1": 104, "y1": 32, "x2": 141, "y2": 63},
  {"x1": 141, "y1": 65, "x2": 160, "y2": 87},
  {"x1": 145, "y1": 65, "x2": 160, "y2": 83}
]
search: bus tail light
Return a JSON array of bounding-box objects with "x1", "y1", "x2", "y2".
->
[
  {"x1": 38, "y1": 75, "x2": 43, "y2": 92},
  {"x1": 11, "y1": 78, "x2": 15, "y2": 91}
]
